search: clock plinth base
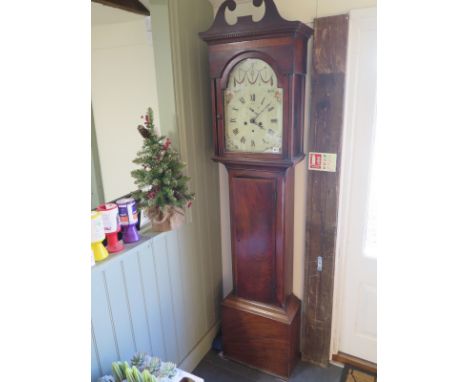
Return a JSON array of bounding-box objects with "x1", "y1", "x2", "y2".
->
[{"x1": 221, "y1": 293, "x2": 301, "y2": 379}]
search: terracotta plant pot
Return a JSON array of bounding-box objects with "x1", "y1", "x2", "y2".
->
[{"x1": 151, "y1": 207, "x2": 185, "y2": 232}]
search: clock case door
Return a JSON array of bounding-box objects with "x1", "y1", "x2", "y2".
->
[
  {"x1": 208, "y1": 39, "x2": 308, "y2": 166},
  {"x1": 229, "y1": 165, "x2": 294, "y2": 308}
]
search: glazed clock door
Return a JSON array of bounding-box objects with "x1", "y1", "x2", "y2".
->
[{"x1": 224, "y1": 58, "x2": 283, "y2": 154}]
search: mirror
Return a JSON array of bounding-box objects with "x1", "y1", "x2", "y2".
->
[{"x1": 91, "y1": 1, "x2": 159, "y2": 208}]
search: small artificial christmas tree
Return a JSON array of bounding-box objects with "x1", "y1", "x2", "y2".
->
[{"x1": 131, "y1": 108, "x2": 194, "y2": 230}]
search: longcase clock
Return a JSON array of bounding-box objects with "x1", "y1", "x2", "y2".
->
[{"x1": 200, "y1": 0, "x2": 312, "y2": 378}]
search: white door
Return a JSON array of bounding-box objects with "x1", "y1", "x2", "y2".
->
[{"x1": 332, "y1": 8, "x2": 377, "y2": 364}]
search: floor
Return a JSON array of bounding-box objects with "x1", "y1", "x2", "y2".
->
[{"x1": 193, "y1": 350, "x2": 343, "y2": 382}]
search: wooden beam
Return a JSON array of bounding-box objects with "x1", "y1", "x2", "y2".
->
[
  {"x1": 91, "y1": 0, "x2": 150, "y2": 16},
  {"x1": 301, "y1": 14, "x2": 349, "y2": 367}
]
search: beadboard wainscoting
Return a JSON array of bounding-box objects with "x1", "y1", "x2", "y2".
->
[{"x1": 92, "y1": 229, "x2": 221, "y2": 381}]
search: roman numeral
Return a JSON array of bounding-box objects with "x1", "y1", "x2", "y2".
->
[
  {"x1": 233, "y1": 128, "x2": 239, "y2": 135},
  {"x1": 250, "y1": 94, "x2": 256, "y2": 102},
  {"x1": 240, "y1": 97, "x2": 246, "y2": 104},
  {"x1": 271, "y1": 118, "x2": 278, "y2": 123},
  {"x1": 240, "y1": 136, "x2": 246, "y2": 144},
  {"x1": 230, "y1": 118, "x2": 237, "y2": 123},
  {"x1": 268, "y1": 106, "x2": 274, "y2": 112},
  {"x1": 261, "y1": 97, "x2": 266, "y2": 105},
  {"x1": 251, "y1": 140, "x2": 256, "y2": 147},
  {"x1": 232, "y1": 107, "x2": 239, "y2": 111}
]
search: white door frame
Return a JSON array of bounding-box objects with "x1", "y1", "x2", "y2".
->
[{"x1": 330, "y1": 6, "x2": 377, "y2": 361}]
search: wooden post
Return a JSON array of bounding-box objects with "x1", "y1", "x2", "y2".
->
[{"x1": 301, "y1": 14, "x2": 349, "y2": 366}]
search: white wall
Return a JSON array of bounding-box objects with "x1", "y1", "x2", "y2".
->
[
  {"x1": 209, "y1": 0, "x2": 377, "y2": 300},
  {"x1": 92, "y1": 7, "x2": 160, "y2": 202}
]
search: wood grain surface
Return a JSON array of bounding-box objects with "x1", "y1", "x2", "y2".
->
[
  {"x1": 301, "y1": 14, "x2": 349, "y2": 367},
  {"x1": 222, "y1": 294, "x2": 301, "y2": 379}
]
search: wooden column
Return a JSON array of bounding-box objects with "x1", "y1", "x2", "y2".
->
[{"x1": 301, "y1": 14, "x2": 349, "y2": 366}]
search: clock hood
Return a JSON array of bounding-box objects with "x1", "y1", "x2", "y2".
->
[{"x1": 199, "y1": 0, "x2": 313, "y2": 44}]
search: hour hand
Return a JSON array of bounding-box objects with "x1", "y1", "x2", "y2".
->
[{"x1": 249, "y1": 118, "x2": 265, "y2": 129}]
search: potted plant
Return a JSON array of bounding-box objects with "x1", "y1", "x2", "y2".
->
[
  {"x1": 131, "y1": 108, "x2": 194, "y2": 232},
  {"x1": 98, "y1": 352, "x2": 177, "y2": 382}
]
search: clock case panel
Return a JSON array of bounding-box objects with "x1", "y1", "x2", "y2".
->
[
  {"x1": 229, "y1": 166, "x2": 295, "y2": 307},
  {"x1": 206, "y1": 36, "x2": 309, "y2": 167}
]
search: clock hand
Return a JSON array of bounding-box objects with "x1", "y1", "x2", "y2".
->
[
  {"x1": 250, "y1": 102, "x2": 271, "y2": 130},
  {"x1": 249, "y1": 118, "x2": 265, "y2": 129},
  {"x1": 249, "y1": 107, "x2": 258, "y2": 116},
  {"x1": 253, "y1": 102, "x2": 271, "y2": 122}
]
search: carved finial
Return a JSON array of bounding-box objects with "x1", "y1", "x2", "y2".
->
[
  {"x1": 211, "y1": 0, "x2": 237, "y2": 28},
  {"x1": 211, "y1": 0, "x2": 283, "y2": 28}
]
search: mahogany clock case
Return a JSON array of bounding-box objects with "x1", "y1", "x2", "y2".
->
[
  {"x1": 200, "y1": 0, "x2": 312, "y2": 378},
  {"x1": 228, "y1": 165, "x2": 295, "y2": 307}
]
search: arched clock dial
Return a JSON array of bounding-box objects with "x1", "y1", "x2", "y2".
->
[{"x1": 224, "y1": 58, "x2": 283, "y2": 154}]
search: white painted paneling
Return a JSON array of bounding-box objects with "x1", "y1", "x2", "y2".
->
[{"x1": 91, "y1": 232, "x2": 221, "y2": 381}]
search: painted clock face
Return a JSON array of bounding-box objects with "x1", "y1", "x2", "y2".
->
[{"x1": 224, "y1": 58, "x2": 283, "y2": 154}]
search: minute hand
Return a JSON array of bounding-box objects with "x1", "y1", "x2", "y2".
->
[{"x1": 253, "y1": 102, "x2": 271, "y2": 121}]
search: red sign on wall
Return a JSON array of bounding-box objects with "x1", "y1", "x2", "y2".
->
[
  {"x1": 308, "y1": 152, "x2": 337, "y2": 172},
  {"x1": 309, "y1": 153, "x2": 322, "y2": 169}
]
